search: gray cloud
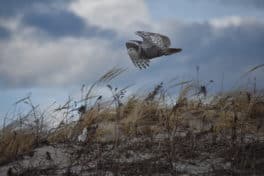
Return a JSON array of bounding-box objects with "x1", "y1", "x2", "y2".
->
[
  {"x1": 0, "y1": 0, "x2": 72, "y2": 17},
  {"x1": 0, "y1": 1, "x2": 263, "y2": 93},
  {"x1": 0, "y1": 0, "x2": 144, "y2": 89},
  {"x1": 69, "y1": 0, "x2": 152, "y2": 36},
  {"x1": 1, "y1": 17, "x2": 264, "y2": 92},
  {"x1": 0, "y1": 35, "x2": 127, "y2": 88},
  {"x1": 21, "y1": 10, "x2": 116, "y2": 39},
  {"x1": 0, "y1": 26, "x2": 10, "y2": 39},
  {"x1": 0, "y1": 0, "x2": 116, "y2": 40},
  {"x1": 21, "y1": 10, "x2": 86, "y2": 37}
]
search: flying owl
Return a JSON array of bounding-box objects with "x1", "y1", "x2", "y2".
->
[{"x1": 126, "y1": 31, "x2": 182, "y2": 69}]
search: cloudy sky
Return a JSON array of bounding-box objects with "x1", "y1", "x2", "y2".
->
[{"x1": 0, "y1": 0, "x2": 264, "y2": 119}]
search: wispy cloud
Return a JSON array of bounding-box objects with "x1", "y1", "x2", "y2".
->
[{"x1": 69, "y1": 0, "x2": 153, "y2": 36}]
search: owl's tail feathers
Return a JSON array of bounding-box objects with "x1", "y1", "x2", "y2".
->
[{"x1": 164, "y1": 48, "x2": 182, "y2": 55}]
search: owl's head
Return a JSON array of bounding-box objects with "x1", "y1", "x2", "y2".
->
[
  {"x1": 126, "y1": 42, "x2": 140, "y2": 59},
  {"x1": 126, "y1": 42, "x2": 139, "y2": 50}
]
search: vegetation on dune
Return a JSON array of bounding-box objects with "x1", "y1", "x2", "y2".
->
[{"x1": 0, "y1": 65, "x2": 264, "y2": 175}]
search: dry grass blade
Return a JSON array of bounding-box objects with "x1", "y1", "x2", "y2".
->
[
  {"x1": 13, "y1": 96, "x2": 30, "y2": 105},
  {"x1": 145, "y1": 82, "x2": 163, "y2": 101},
  {"x1": 99, "y1": 67, "x2": 127, "y2": 83},
  {"x1": 168, "y1": 80, "x2": 192, "y2": 89},
  {"x1": 54, "y1": 98, "x2": 71, "y2": 111},
  {"x1": 242, "y1": 63, "x2": 264, "y2": 77}
]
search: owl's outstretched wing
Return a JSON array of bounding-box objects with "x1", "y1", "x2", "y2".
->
[
  {"x1": 135, "y1": 31, "x2": 171, "y2": 50},
  {"x1": 126, "y1": 41, "x2": 150, "y2": 69}
]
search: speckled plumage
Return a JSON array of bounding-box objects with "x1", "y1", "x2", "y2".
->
[{"x1": 126, "y1": 31, "x2": 182, "y2": 69}]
